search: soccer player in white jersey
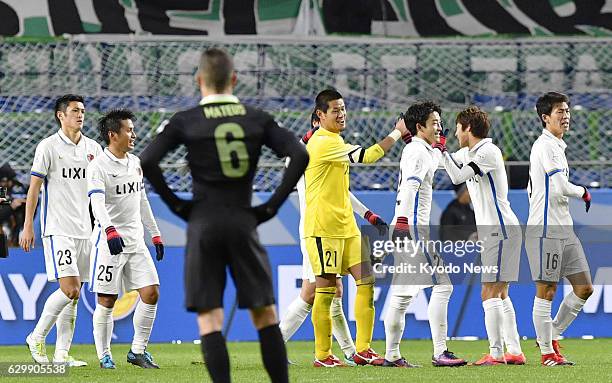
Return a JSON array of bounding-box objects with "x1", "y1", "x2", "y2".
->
[
  {"x1": 383, "y1": 101, "x2": 466, "y2": 368},
  {"x1": 20, "y1": 94, "x2": 102, "y2": 366},
  {"x1": 280, "y1": 113, "x2": 389, "y2": 365},
  {"x1": 437, "y1": 106, "x2": 525, "y2": 366},
  {"x1": 525, "y1": 92, "x2": 593, "y2": 366},
  {"x1": 88, "y1": 109, "x2": 165, "y2": 369}
]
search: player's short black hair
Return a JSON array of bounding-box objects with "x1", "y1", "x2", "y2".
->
[
  {"x1": 456, "y1": 105, "x2": 490, "y2": 139},
  {"x1": 310, "y1": 109, "x2": 319, "y2": 128},
  {"x1": 98, "y1": 109, "x2": 136, "y2": 145},
  {"x1": 198, "y1": 48, "x2": 234, "y2": 92},
  {"x1": 536, "y1": 91, "x2": 570, "y2": 128},
  {"x1": 314, "y1": 89, "x2": 343, "y2": 114},
  {"x1": 54, "y1": 94, "x2": 84, "y2": 127},
  {"x1": 403, "y1": 100, "x2": 441, "y2": 136}
]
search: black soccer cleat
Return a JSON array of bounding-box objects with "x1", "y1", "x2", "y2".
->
[{"x1": 127, "y1": 349, "x2": 160, "y2": 369}]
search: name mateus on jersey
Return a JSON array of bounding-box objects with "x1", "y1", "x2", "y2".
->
[
  {"x1": 203, "y1": 104, "x2": 246, "y2": 119},
  {"x1": 115, "y1": 181, "x2": 145, "y2": 195},
  {"x1": 62, "y1": 167, "x2": 87, "y2": 179}
]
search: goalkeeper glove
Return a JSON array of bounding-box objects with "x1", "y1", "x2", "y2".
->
[
  {"x1": 581, "y1": 186, "x2": 591, "y2": 212},
  {"x1": 301, "y1": 127, "x2": 319, "y2": 144},
  {"x1": 364, "y1": 210, "x2": 388, "y2": 236},
  {"x1": 152, "y1": 236, "x2": 164, "y2": 261},
  {"x1": 392, "y1": 216, "x2": 412, "y2": 240},
  {"x1": 432, "y1": 128, "x2": 448, "y2": 153},
  {"x1": 105, "y1": 226, "x2": 125, "y2": 255},
  {"x1": 397, "y1": 112, "x2": 412, "y2": 144}
]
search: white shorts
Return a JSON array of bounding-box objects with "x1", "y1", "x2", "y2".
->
[
  {"x1": 480, "y1": 234, "x2": 521, "y2": 283},
  {"x1": 42, "y1": 236, "x2": 91, "y2": 282},
  {"x1": 88, "y1": 238, "x2": 159, "y2": 295},
  {"x1": 389, "y1": 242, "x2": 451, "y2": 294},
  {"x1": 389, "y1": 283, "x2": 423, "y2": 298},
  {"x1": 525, "y1": 235, "x2": 590, "y2": 283}
]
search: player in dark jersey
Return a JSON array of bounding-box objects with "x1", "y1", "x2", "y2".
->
[{"x1": 140, "y1": 48, "x2": 308, "y2": 383}]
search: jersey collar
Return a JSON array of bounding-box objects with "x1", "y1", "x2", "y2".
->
[
  {"x1": 199, "y1": 94, "x2": 240, "y2": 105},
  {"x1": 412, "y1": 137, "x2": 432, "y2": 151},
  {"x1": 103, "y1": 147, "x2": 130, "y2": 165},
  {"x1": 318, "y1": 127, "x2": 339, "y2": 136},
  {"x1": 57, "y1": 129, "x2": 83, "y2": 147},
  {"x1": 469, "y1": 137, "x2": 491, "y2": 153},
  {"x1": 541, "y1": 129, "x2": 567, "y2": 150}
]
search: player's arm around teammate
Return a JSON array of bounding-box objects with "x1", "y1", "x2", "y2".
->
[
  {"x1": 304, "y1": 89, "x2": 407, "y2": 367},
  {"x1": 436, "y1": 107, "x2": 526, "y2": 365},
  {"x1": 280, "y1": 115, "x2": 388, "y2": 365}
]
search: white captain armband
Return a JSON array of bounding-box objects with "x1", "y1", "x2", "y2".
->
[{"x1": 347, "y1": 146, "x2": 366, "y2": 163}]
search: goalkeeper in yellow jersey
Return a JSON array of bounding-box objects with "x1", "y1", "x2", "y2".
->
[{"x1": 305, "y1": 89, "x2": 409, "y2": 367}]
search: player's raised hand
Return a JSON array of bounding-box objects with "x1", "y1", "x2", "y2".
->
[
  {"x1": 394, "y1": 113, "x2": 409, "y2": 137},
  {"x1": 397, "y1": 113, "x2": 412, "y2": 144},
  {"x1": 152, "y1": 236, "x2": 164, "y2": 261},
  {"x1": 581, "y1": 186, "x2": 591, "y2": 212},
  {"x1": 19, "y1": 225, "x2": 35, "y2": 252},
  {"x1": 105, "y1": 226, "x2": 125, "y2": 255},
  {"x1": 364, "y1": 210, "x2": 388, "y2": 236},
  {"x1": 432, "y1": 128, "x2": 449, "y2": 153}
]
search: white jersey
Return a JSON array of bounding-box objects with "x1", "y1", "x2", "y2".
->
[
  {"x1": 526, "y1": 129, "x2": 584, "y2": 238},
  {"x1": 391, "y1": 138, "x2": 442, "y2": 238},
  {"x1": 30, "y1": 129, "x2": 102, "y2": 239},
  {"x1": 87, "y1": 149, "x2": 160, "y2": 253},
  {"x1": 443, "y1": 138, "x2": 520, "y2": 240}
]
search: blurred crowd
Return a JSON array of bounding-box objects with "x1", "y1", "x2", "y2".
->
[{"x1": 0, "y1": 163, "x2": 28, "y2": 247}]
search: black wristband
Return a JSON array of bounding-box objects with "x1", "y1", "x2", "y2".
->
[{"x1": 467, "y1": 161, "x2": 482, "y2": 176}]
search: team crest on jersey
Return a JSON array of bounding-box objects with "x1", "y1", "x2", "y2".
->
[
  {"x1": 414, "y1": 159, "x2": 422, "y2": 172},
  {"x1": 87, "y1": 154, "x2": 94, "y2": 162}
]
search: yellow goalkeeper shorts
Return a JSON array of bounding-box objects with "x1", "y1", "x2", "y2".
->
[{"x1": 305, "y1": 235, "x2": 363, "y2": 276}]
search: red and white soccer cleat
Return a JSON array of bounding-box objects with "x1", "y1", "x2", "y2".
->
[
  {"x1": 313, "y1": 354, "x2": 345, "y2": 368},
  {"x1": 552, "y1": 340, "x2": 575, "y2": 365},
  {"x1": 541, "y1": 352, "x2": 573, "y2": 366},
  {"x1": 504, "y1": 352, "x2": 527, "y2": 365},
  {"x1": 352, "y1": 348, "x2": 385, "y2": 366},
  {"x1": 472, "y1": 354, "x2": 506, "y2": 366}
]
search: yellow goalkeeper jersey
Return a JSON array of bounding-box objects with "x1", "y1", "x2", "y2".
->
[{"x1": 304, "y1": 127, "x2": 385, "y2": 238}]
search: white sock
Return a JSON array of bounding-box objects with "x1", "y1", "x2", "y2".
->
[
  {"x1": 32, "y1": 289, "x2": 72, "y2": 341},
  {"x1": 501, "y1": 297, "x2": 522, "y2": 355},
  {"x1": 482, "y1": 298, "x2": 504, "y2": 359},
  {"x1": 552, "y1": 292, "x2": 586, "y2": 340},
  {"x1": 429, "y1": 285, "x2": 452, "y2": 358},
  {"x1": 533, "y1": 297, "x2": 553, "y2": 354},
  {"x1": 131, "y1": 301, "x2": 157, "y2": 354},
  {"x1": 331, "y1": 297, "x2": 355, "y2": 357},
  {"x1": 383, "y1": 295, "x2": 412, "y2": 362},
  {"x1": 279, "y1": 296, "x2": 312, "y2": 342},
  {"x1": 93, "y1": 305, "x2": 114, "y2": 359},
  {"x1": 54, "y1": 298, "x2": 78, "y2": 360}
]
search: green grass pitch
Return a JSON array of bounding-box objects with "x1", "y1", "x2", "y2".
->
[{"x1": 1, "y1": 339, "x2": 610, "y2": 382}]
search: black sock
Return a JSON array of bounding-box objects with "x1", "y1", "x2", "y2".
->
[
  {"x1": 201, "y1": 332, "x2": 230, "y2": 383},
  {"x1": 258, "y1": 324, "x2": 289, "y2": 383}
]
